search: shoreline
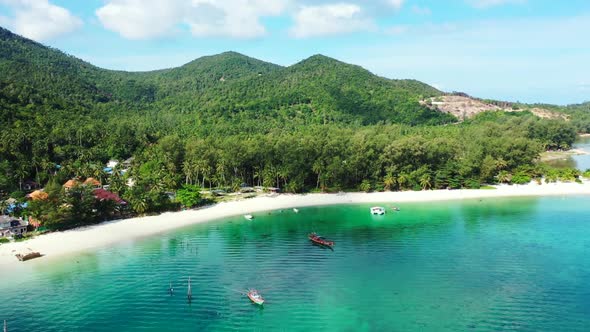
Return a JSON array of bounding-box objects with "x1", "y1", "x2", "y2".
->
[{"x1": 2, "y1": 182, "x2": 590, "y2": 269}]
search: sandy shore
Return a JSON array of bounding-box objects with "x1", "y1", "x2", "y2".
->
[{"x1": 1, "y1": 181, "x2": 590, "y2": 268}]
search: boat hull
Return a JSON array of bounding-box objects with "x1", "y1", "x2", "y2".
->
[
  {"x1": 308, "y1": 234, "x2": 334, "y2": 247},
  {"x1": 248, "y1": 293, "x2": 264, "y2": 305}
]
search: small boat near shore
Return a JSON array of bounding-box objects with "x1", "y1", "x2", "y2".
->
[
  {"x1": 370, "y1": 207, "x2": 386, "y2": 215},
  {"x1": 293, "y1": 208, "x2": 299, "y2": 213},
  {"x1": 308, "y1": 232, "x2": 334, "y2": 247},
  {"x1": 15, "y1": 252, "x2": 42, "y2": 262},
  {"x1": 247, "y1": 289, "x2": 265, "y2": 305},
  {"x1": 244, "y1": 214, "x2": 254, "y2": 220}
]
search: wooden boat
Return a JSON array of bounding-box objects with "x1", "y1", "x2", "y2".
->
[
  {"x1": 308, "y1": 232, "x2": 334, "y2": 247},
  {"x1": 187, "y1": 277, "x2": 192, "y2": 302},
  {"x1": 247, "y1": 289, "x2": 264, "y2": 305},
  {"x1": 244, "y1": 214, "x2": 254, "y2": 220},
  {"x1": 370, "y1": 206, "x2": 386, "y2": 215},
  {"x1": 15, "y1": 252, "x2": 42, "y2": 262}
]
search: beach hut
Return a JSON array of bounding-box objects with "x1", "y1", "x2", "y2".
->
[
  {"x1": 84, "y1": 177, "x2": 101, "y2": 187},
  {"x1": 28, "y1": 190, "x2": 49, "y2": 201},
  {"x1": 63, "y1": 179, "x2": 79, "y2": 189}
]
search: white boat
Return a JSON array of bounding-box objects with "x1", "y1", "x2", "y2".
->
[
  {"x1": 293, "y1": 208, "x2": 299, "y2": 213},
  {"x1": 244, "y1": 214, "x2": 254, "y2": 220},
  {"x1": 370, "y1": 207, "x2": 386, "y2": 215}
]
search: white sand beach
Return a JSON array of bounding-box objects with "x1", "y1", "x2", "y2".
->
[{"x1": 1, "y1": 181, "x2": 590, "y2": 269}]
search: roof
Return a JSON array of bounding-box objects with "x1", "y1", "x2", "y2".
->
[
  {"x1": 84, "y1": 177, "x2": 101, "y2": 186},
  {"x1": 93, "y1": 188, "x2": 127, "y2": 205},
  {"x1": 63, "y1": 179, "x2": 79, "y2": 188},
  {"x1": 28, "y1": 190, "x2": 49, "y2": 201}
]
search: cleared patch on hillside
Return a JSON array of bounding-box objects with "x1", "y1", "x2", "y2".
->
[{"x1": 421, "y1": 96, "x2": 567, "y2": 121}]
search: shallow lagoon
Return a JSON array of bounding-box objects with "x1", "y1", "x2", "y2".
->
[{"x1": 1, "y1": 196, "x2": 589, "y2": 331}]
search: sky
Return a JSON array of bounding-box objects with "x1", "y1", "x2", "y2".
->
[{"x1": 0, "y1": 0, "x2": 589, "y2": 105}]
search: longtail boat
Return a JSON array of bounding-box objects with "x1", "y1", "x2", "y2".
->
[
  {"x1": 308, "y1": 233, "x2": 334, "y2": 247},
  {"x1": 187, "y1": 277, "x2": 192, "y2": 302},
  {"x1": 15, "y1": 252, "x2": 42, "y2": 262},
  {"x1": 247, "y1": 289, "x2": 264, "y2": 305}
]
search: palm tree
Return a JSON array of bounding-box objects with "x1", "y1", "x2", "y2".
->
[
  {"x1": 497, "y1": 171, "x2": 512, "y2": 184},
  {"x1": 131, "y1": 197, "x2": 149, "y2": 215},
  {"x1": 397, "y1": 173, "x2": 409, "y2": 191},
  {"x1": 496, "y1": 158, "x2": 508, "y2": 171},
  {"x1": 383, "y1": 173, "x2": 396, "y2": 191},
  {"x1": 419, "y1": 173, "x2": 432, "y2": 190}
]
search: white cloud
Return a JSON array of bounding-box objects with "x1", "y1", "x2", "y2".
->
[
  {"x1": 289, "y1": 3, "x2": 375, "y2": 38},
  {"x1": 387, "y1": 0, "x2": 405, "y2": 10},
  {"x1": 96, "y1": 0, "x2": 289, "y2": 40},
  {"x1": 96, "y1": 0, "x2": 188, "y2": 40},
  {"x1": 188, "y1": 0, "x2": 289, "y2": 38},
  {"x1": 467, "y1": 0, "x2": 526, "y2": 9},
  {"x1": 0, "y1": 0, "x2": 82, "y2": 41}
]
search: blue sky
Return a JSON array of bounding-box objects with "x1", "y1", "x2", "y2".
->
[{"x1": 1, "y1": 0, "x2": 589, "y2": 105}]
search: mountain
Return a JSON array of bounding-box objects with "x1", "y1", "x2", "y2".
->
[
  {"x1": 0, "y1": 26, "x2": 450, "y2": 127},
  {"x1": 0, "y1": 27, "x2": 156, "y2": 107}
]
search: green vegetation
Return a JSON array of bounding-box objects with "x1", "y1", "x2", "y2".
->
[
  {"x1": 176, "y1": 185, "x2": 203, "y2": 208},
  {"x1": 563, "y1": 102, "x2": 590, "y2": 133},
  {"x1": 0, "y1": 27, "x2": 588, "y2": 230}
]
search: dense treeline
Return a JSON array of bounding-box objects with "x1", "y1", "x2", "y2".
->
[{"x1": 564, "y1": 102, "x2": 590, "y2": 133}]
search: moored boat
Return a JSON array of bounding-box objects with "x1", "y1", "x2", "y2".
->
[
  {"x1": 308, "y1": 232, "x2": 334, "y2": 247},
  {"x1": 247, "y1": 289, "x2": 265, "y2": 305},
  {"x1": 293, "y1": 208, "x2": 299, "y2": 213},
  {"x1": 15, "y1": 252, "x2": 42, "y2": 262},
  {"x1": 244, "y1": 214, "x2": 254, "y2": 220},
  {"x1": 370, "y1": 206, "x2": 386, "y2": 215}
]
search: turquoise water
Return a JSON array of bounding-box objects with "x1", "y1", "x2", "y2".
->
[{"x1": 1, "y1": 196, "x2": 590, "y2": 331}]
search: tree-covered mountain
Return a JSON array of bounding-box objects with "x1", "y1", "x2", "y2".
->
[{"x1": 0, "y1": 26, "x2": 450, "y2": 127}]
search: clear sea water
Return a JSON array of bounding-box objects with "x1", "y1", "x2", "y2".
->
[
  {"x1": 546, "y1": 136, "x2": 590, "y2": 171},
  {"x1": 1, "y1": 196, "x2": 589, "y2": 331}
]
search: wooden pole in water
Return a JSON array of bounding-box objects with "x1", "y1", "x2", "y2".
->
[{"x1": 187, "y1": 277, "x2": 192, "y2": 302}]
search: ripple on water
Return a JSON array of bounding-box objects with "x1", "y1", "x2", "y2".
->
[{"x1": 1, "y1": 198, "x2": 590, "y2": 331}]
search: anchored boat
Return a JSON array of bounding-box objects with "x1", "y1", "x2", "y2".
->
[
  {"x1": 247, "y1": 289, "x2": 265, "y2": 305},
  {"x1": 244, "y1": 214, "x2": 254, "y2": 220},
  {"x1": 15, "y1": 252, "x2": 42, "y2": 261},
  {"x1": 370, "y1": 207, "x2": 386, "y2": 215},
  {"x1": 308, "y1": 232, "x2": 334, "y2": 247}
]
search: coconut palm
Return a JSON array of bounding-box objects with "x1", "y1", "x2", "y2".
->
[
  {"x1": 419, "y1": 173, "x2": 432, "y2": 190},
  {"x1": 383, "y1": 173, "x2": 396, "y2": 191},
  {"x1": 397, "y1": 173, "x2": 409, "y2": 191}
]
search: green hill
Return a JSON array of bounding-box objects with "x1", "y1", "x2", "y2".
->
[{"x1": 0, "y1": 26, "x2": 450, "y2": 127}]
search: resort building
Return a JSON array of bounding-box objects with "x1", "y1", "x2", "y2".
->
[
  {"x1": 84, "y1": 177, "x2": 102, "y2": 188},
  {"x1": 63, "y1": 179, "x2": 80, "y2": 190},
  {"x1": 0, "y1": 215, "x2": 28, "y2": 238}
]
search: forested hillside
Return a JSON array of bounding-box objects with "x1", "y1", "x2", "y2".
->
[{"x1": 0, "y1": 26, "x2": 587, "y2": 229}]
